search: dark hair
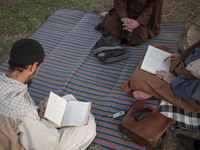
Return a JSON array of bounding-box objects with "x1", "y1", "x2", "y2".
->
[
  {"x1": 10, "y1": 39, "x2": 45, "y2": 66},
  {"x1": 8, "y1": 60, "x2": 43, "y2": 73}
]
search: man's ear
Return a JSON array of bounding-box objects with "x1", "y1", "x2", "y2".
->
[{"x1": 30, "y1": 62, "x2": 39, "y2": 72}]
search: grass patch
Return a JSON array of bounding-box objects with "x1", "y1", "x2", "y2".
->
[
  {"x1": 0, "y1": 0, "x2": 98, "y2": 32},
  {"x1": 0, "y1": 40, "x2": 15, "y2": 53},
  {"x1": 0, "y1": 0, "x2": 99, "y2": 59}
]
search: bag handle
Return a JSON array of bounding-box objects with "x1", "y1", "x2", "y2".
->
[{"x1": 181, "y1": 40, "x2": 200, "y2": 61}]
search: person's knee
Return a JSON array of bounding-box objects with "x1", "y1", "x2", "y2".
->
[
  {"x1": 129, "y1": 38, "x2": 141, "y2": 46},
  {"x1": 129, "y1": 74, "x2": 146, "y2": 90},
  {"x1": 128, "y1": 26, "x2": 149, "y2": 45}
]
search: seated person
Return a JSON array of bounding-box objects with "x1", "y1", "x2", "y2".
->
[
  {"x1": 95, "y1": 0, "x2": 164, "y2": 46},
  {"x1": 122, "y1": 40, "x2": 200, "y2": 113},
  {"x1": 0, "y1": 39, "x2": 96, "y2": 150}
]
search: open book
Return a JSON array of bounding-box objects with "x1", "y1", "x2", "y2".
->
[
  {"x1": 44, "y1": 92, "x2": 91, "y2": 128},
  {"x1": 140, "y1": 45, "x2": 171, "y2": 74}
]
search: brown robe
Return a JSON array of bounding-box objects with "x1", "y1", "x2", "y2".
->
[
  {"x1": 95, "y1": 0, "x2": 163, "y2": 45},
  {"x1": 122, "y1": 41, "x2": 200, "y2": 113}
]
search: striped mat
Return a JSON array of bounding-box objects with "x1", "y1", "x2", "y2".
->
[{"x1": 0, "y1": 9, "x2": 183, "y2": 150}]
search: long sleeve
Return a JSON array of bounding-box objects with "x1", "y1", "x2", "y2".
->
[
  {"x1": 114, "y1": 0, "x2": 156, "y2": 25},
  {"x1": 18, "y1": 109, "x2": 59, "y2": 150},
  {"x1": 136, "y1": 0, "x2": 155, "y2": 25},
  {"x1": 171, "y1": 75, "x2": 200, "y2": 101},
  {"x1": 114, "y1": 0, "x2": 128, "y2": 19}
]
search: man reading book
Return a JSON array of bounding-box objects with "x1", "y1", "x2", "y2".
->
[
  {"x1": 122, "y1": 40, "x2": 200, "y2": 113},
  {"x1": 0, "y1": 39, "x2": 96, "y2": 150}
]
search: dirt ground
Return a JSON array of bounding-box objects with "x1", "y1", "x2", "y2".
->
[
  {"x1": 1, "y1": 0, "x2": 200, "y2": 62},
  {"x1": 1, "y1": 0, "x2": 200, "y2": 149}
]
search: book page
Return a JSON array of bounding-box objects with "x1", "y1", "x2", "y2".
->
[
  {"x1": 62, "y1": 94, "x2": 78, "y2": 102},
  {"x1": 62, "y1": 101, "x2": 91, "y2": 126},
  {"x1": 141, "y1": 57, "x2": 170, "y2": 74},
  {"x1": 141, "y1": 45, "x2": 171, "y2": 74},
  {"x1": 44, "y1": 92, "x2": 67, "y2": 127}
]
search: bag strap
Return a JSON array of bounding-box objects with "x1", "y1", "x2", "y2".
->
[
  {"x1": 181, "y1": 40, "x2": 200, "y2": 61},
  {"x1": 170, "y1": 40, "x2": 200, "y2": 79}
]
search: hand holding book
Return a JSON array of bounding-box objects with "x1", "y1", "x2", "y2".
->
[
  {"x1": 140, "y1": 45, "x2": 177, "y2": 84},
  {"x1": 163, "y1": 53, "x2": 180, "y2": 62},
  {"x1": 43, "y1": 92, "x2": 91, "y2": 128},
  {"x1": 155, "y1": 70, "x2": 176, "y2": 84},
  {"x1": 140, "y1": 45, "x2": 171, "y2": 74},
  {"x1": 38, "y1": 99, "x2": 48, "y2": 118},
  {"x1": 156, "y1": 51, "x2": 178, "y2": 83}
]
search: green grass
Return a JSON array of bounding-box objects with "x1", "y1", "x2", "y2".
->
[{"x1": 0, "y1": 0, "x2": 99, "y2": 58}]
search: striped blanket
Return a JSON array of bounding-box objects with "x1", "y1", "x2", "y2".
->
[{"x1": 0, "y1": 9, "x2": 183, "y2": 150}]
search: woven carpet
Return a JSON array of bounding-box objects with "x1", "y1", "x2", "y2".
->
[{"x1": 0, "y1": 9, "x2": 183, "y2": 150}]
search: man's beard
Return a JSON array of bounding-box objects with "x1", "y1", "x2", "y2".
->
[
  {"x1": 24, "y1": 69, "x2": 37, "y2": 87},
  {"x1": 27, "y1": 79, "x2": 33, "y2": 88}
]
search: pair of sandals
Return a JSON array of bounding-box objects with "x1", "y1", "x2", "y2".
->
[{"x1": 93, "y1": 36, "x2": 128, "y2": 63}]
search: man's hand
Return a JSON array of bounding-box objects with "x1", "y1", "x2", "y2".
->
[
  {"x1": 155, "y1": 70, "x2": 176, "y2": 84},
  {"x1": 38, "y1": 99, "x2": 48, "y2": 118},
  {"x1": 122, "y1": 18, "x2": 140, "y2": 32},
  {"x1": 164, "y1": 53, "x2": 180, "y2": 62}
]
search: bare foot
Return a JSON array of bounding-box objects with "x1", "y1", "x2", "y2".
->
[
  {"x1": 133, "y1": 91, "x2": 152, "y2": 100},
  {"x1": 100, "y1": 12, "x2": 108, "y2": 18}
]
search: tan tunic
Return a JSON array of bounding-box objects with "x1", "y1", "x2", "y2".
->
[
  {"x1": 0, "y1": 108, "x2": 96, "y2": 150},
  {"x1": 95, "y1": 0, "x2": 163, "y2": 45},
  {"x1": 0, "y1": 115, "x2": 25, "y2": 150},
  {"x1": 122, "y1": 42, "x2": 200, "y2": 113}
]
